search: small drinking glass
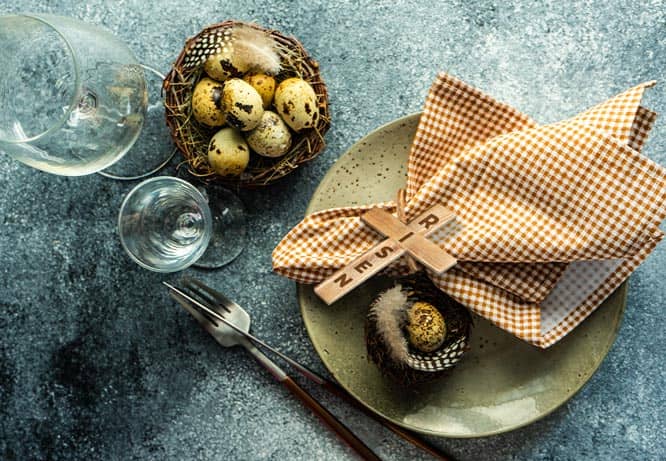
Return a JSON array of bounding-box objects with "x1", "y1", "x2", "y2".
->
[{"x1": 118, "y1": 177, "x2": 246, "y2": 272}]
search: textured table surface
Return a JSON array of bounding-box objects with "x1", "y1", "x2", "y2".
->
[{"x1": 1, "y1": 1, "x2": 665, "y2": 460}]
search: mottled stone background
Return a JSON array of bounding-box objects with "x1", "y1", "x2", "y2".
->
[{"x1": 1, "y1": 1, "x2": 665, "y2": 460}]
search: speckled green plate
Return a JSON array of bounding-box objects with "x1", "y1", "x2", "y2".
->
[{"x1": 298, "y1": 113, "x2": 626, "y2": 438}]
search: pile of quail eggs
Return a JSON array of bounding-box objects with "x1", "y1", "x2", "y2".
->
[{"x1": 191, "y1": 57, "x2": 318, "y2": 177}]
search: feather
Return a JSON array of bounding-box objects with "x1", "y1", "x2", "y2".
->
[
  {"x1": 369, "y1": 285, "x2": 410, "y2": 365},
  {"x1": 230, "y1": 24, "x2": 281, "y2": 75}
]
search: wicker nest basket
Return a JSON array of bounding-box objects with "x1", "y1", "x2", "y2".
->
[
  {"x1": 163, "y1": 21, "x2": 330, "y2": 188},
  {"x1": 365, "y1": 274, "x2": 473, "y2": 387}
]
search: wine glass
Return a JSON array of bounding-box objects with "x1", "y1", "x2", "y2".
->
[
  {"x1": 0, "y1": 13, "x2": 173, "y2": 178},
  {"x1": 118, "y1": 177, "x2": 246, "y2": 272}
]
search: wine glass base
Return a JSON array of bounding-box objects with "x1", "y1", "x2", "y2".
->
[
  {"x1": 99, "y1": 64, "x2": 174, "y2": 180},
  {"x1": 98, "y1": 147, "x2": 177, "y2": 181},
  {"x1": 194, "y1": 187, "x2": 247, "y2": 269}
]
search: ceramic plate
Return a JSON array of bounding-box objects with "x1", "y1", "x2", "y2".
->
[{"x1": 298, "y1": 113, "x2": 626, "y2": 437}]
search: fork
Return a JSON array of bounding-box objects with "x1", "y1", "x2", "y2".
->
[
  {"x1": 165, "y1": 277, "x2": 454, "y2": 461},
  {"x1": 164, "y1": 278, "x2": 382, "y2": 461}
]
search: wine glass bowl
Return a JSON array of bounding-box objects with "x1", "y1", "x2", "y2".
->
[{"x1": 0, "y1": 14, "x2": 147, "y2": 175}]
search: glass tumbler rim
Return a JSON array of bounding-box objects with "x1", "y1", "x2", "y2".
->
[
  {"x1": 117, "y1": 176, "x2": 213, "y2": 272},
  {"x1": 0, "y1": 13, "x2": 82, "y2": 145}
]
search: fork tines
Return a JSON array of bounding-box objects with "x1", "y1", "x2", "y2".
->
[
  {"x1": 181, "y1": 277, "x2": 235, "y2": 313},
  {"x1": 165, "y1": 279, "x2": 227, "y2": 327}
]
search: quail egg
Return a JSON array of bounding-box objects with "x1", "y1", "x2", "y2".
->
[
  {"x1": 245, "y1": 111, "x2": 292, "y2": 158},
  {"x1": 191, "y1": 77, "x2": 226, "y2": 127},
  {"x1": 274, "y1": 78, "x2": 318, "y2": 132},
  {"x1": 203, "y1": 49, "x2": 249, "y2": 82},
  {"x1": 221, "y1": 78, "x2": 264, "y2": 131},
  {"x1": 243, "y1": 74, "x2": 276, "y2": 109},
  {"x1": 405, "y1": 302, "x2": 447, "y2": 353},
  {"x1": 207, "y1": 127, "x2": 250, "y2": 176}
]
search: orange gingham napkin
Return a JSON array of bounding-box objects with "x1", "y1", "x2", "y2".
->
[{"x1": 273, "y1": 73, "x2": 666, "y2": 348}]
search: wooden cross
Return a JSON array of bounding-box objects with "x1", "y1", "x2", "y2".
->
[{"x1": 314, "y1": 204, "x2": 458, "y2": 305}]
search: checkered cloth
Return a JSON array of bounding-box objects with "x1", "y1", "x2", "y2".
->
[{"x1": 273, "y1": 73, "x2": 666, "y2": 348}]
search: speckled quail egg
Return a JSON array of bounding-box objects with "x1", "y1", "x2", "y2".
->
[
  {"x1": 274, "y1": 78, "x2": 318, "y2": 132},
  {"x1": 244, "y1": 111, "x2": 292, "y2": 158},
  {"x1": 221, "y1": 78, "x2": 264, "y2": 131},
  {"x1": 203, "y1": 49, "x2": 250, "y2": 82},
  {"x1": 207, "y1": 127, "x2": 250, "y2": 176},
  {"x1": 243, "y1": 74, "x2": 276, "y2": 109},
  {"x1": 191, "y1": 77, "x2": 226, "y2": 127},
  {"x1": 405, "y1": 302, "x2": 447, "y2": 353}
]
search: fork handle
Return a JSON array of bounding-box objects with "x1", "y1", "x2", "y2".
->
[{"x1": 281, "y1": 376, "x2": 381, "y2": 461}]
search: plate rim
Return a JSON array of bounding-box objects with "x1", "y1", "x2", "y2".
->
[{"x1": 298, "y1": 112, "x2": 627, "y2": 438}]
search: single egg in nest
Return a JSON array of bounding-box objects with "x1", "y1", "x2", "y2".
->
[
  {"x1": 274, "y1": 78, "x2": 318, "y2": 132},
  {"x1": 244, "y1": 111, "x2": 292, "y2": 158},
  {"x1": 207, "y1": 127, "x2": 249, "y2": 176},
  {"x1": 243, "y1": 74, "x2": 276, "y2": 109},
  {"x1": 406, "y1": 301, "x2": 447, "y2": 353},
  {"x1": 191, "y1": 77, "x2": 226, "y2": 127},
  {"x1": 221, "y1": 78, "x2": 264, "y2": 131}
]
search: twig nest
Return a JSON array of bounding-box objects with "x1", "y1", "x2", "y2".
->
[
  {"x1": 365, "y1": 274, "x2": 473, "y2": 387},
  {"x1": 192, "y1": 78, "x2": 226, "y2": 127},
  {"x1": 207, "y1": 128, "x2": 249, "y2": 176},
  {"x1": 245, "y1": 111, "x2": 292, "y2": 158},
  {"x1": 164, "y1": 21, "x2": 331, "y2": 188},
  {"x1": 221, "y1": 78, "x2": 264, "y2": 131},
  {"x1": 274, "y1": 78, "x2": 318, "y2": 132}
]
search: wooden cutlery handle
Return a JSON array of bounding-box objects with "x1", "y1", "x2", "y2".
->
[
  {"x1": 321, "y1": 380, "x2": 453, "y2": 461},
  {"x1": 282, "y1": 376, "x2": 381, "y2": 461}
]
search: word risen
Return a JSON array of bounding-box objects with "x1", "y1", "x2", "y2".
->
[{"x1": 314, "y1": 204, "x2": 457, "y2": 305}]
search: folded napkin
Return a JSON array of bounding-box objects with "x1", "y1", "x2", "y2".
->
[{"x1": 273, "y1": 73, "x2": 666, "y2": 348}]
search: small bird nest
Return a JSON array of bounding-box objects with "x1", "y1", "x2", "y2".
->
[
  {"x1": 163, "y1": 21, "x2": 330, "y2": 188},
  {"x1": 365, "y1": 274, "x2": 473, "y2": 387}
]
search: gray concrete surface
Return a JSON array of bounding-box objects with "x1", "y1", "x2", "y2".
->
[{"x1": 1, "y1": 1, "x2": 665, "y2": 460}]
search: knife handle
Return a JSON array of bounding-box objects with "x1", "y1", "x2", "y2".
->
[
  {"x1": 281, "y1": 376, "x2": 381, "y2": 461},
  {"x1": 321, "y1": 380, "x2": 453, "y2": 461},
  {"x1": 242, "y1": 339, "x2": 380, "y2": 460},
  {"x1": 240, "y1": 333, "x2": 451, "y2": 460}
]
